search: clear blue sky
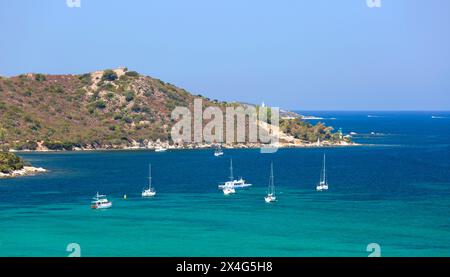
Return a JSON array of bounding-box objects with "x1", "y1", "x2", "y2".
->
[{"x1": 1, "y1": 0, "x2": 449, "y2": 110}]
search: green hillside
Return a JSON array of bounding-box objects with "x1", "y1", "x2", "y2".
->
[
  {"x1": 0, "y1": 68, "x2": 347, "y2": 150},
  {"x1": 0, "y1": 152, "x2": 25, "y2": 173}
]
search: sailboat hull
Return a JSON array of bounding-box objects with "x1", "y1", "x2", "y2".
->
[
  {"x1": 142, "y1": 190, "x2": 156, "y2": 197},
  {"x1": 316, "y1": 185, "x2": 329, "y2": 191},
  {"x1": 91, "y1": 202, "x2": 112, "y2": 209},
  {"x1": 218, "y1": 184, "x2": 252, "y2": 189},
  {"x1": 264, "y1": 195, "x2": 276, "y2": 203},
  {"x1": 223, "y1": 187, "x2": 236, "y2": 195}
]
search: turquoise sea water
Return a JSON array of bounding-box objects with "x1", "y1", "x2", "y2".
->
[{"x1": 0, "y1": 111, "x2": 449, "y2": 257}]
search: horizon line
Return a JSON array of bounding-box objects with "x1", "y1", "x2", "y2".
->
[{"x1": 292, "y1": 110, "x2": 450, "y2": 112}]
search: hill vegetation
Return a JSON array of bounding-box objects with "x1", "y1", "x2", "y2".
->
[
  {"x1": 280, "y1": 118, "x2": 343, "y2": 143},
  {"x1": 0, "y1": 152, "x2": 25, "y2": 173},
  {"x1": 0, "y1": 68, "x2": 348, "y2": 150}
]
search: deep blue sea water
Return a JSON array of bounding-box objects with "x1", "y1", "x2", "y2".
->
[{"x1": 0, "y1": 111, "x2": 449, "y2": 256}]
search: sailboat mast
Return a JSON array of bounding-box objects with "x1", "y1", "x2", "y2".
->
[
  {"x1": 148, "y1": 164, "x2": 152, "y2": 189},
  {"x1": 323, "y1": 154, "x2": 326, "y2": 184},
  {"x1": 269, "y1": 162, "x2": 274, "y2": 195},
  {"x1": 229, "y1": 159, "x2": 234, "y2": 181}
]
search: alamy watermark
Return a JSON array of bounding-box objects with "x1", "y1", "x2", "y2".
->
[
  {"x1": 171, "y1": 99, "x2": 280, "y2": 153},
  {"x1": 366, "y1": 243, "x2": 381, "y2": 257},
  {"x1": 66, "y1": 243, "x2": 81, "y2": 257}
]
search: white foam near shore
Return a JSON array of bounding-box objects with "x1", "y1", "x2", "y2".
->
[{"x1": 0, "y1": 166, "x2": 47, "y2": 178}]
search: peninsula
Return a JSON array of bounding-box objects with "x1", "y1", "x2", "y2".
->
[
  {"x1": 0, "y1": 152, "x2": 46, "y2": 178},
  {"x1": 0, "y1": 68, "x2": 353, "y2": 151}
]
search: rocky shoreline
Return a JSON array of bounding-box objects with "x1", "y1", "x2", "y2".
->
[
  {"x1": 8, "y1": 140, "x2": 360, "y2": 153},
  {"x1": 0, "y1": 166, "x2": 47, "y2": 178}
]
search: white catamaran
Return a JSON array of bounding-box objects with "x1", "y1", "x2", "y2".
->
[
  {"x1": 218, "y1": 159, "x2": 252, "y2": 192},
  {"x1": 91, "y1": 192, "x2": 112, "y2": 209},
  {"x1": 264, "y1": 162, "x2": 276, "y2": 203},
  {"x1": 142, "y1": 164, "x2": 156, "y2": 197},
  {"x1": 316, "y1": 154, "x2": 329, "y2": 191}
]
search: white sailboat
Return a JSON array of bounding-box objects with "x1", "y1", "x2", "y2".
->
[
  {"x1": 316, "y1": 154, "x2": 329, "y2": 191},
  {"x1": 214, "y1": 145, "x2": 224, "y2": 157},
  {"x1": 264, "y1": 162, "x2": 276, "y2": 203},
  {"x1": 218, "y1": 159, "x2": 252, "y2": 191},
  {"x1": 155, "y1": 146, "x2": 167, "y2": 152},
  {"x1": 91, "y1": 192, "x2": 112, "y2": 209},
  {"x1": 142, "y1": 164, "x2": 156, "y2": 197},
  {"x1": 222, "y1": 159, "x2": 236, "y2": 195}
]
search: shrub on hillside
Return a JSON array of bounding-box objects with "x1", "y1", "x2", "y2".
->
[
  {"x1": 79, "y1": 73, "x2": 92, "y2": 85},
  {"x1": 123, "y1": 116, "x2": 133, "y2": 124},
  {"x1": 102, "y1": 70, "x2": 118, "y2": 81},
  {"x1": 14, "y1": 141, "x2": 38, "y2": 151},
  {"x1": 43, "y1": 141, "x2": 74, "y2": 151},
  {"x1": 95, "y1": 100, "x2": 106, "y2": 109},
  {"x1": 125, "y1": 91, "x2": 134, "y2": 102},
  {"x1": 0, "y1": 152, "x2": 25, "y2": 173},
  {"x1": 125, "y1": 71, "x2": 139, "y2": 77},
  {"x1": 131, "y1": 104, "x2": 141, "y2": 112},
  {"x1": 35, "y1": 74, "x2": 46, "y2": 82}
]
